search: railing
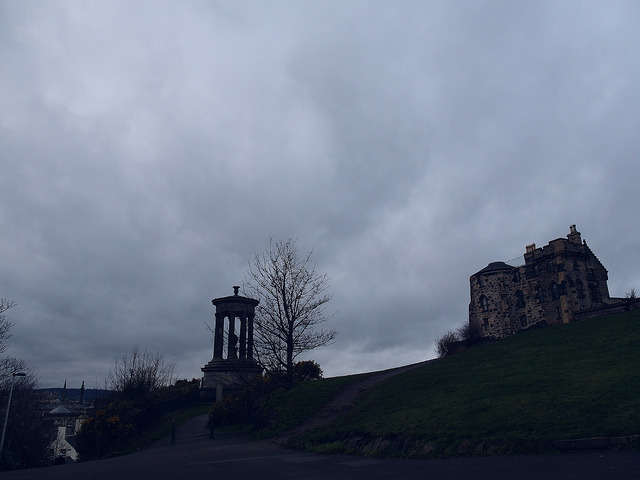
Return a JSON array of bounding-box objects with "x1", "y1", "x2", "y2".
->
[{"x1": 504, "y1": 256, "x2": 524, "y2": 267}]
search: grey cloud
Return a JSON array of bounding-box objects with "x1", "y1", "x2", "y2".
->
[{"x1": 0, "y1": 0, "x2": 637, "y2": 386}]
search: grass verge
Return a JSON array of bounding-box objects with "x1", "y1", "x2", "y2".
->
[{"x1": 292, "y1": 311, "x2": 640, "y2": 457}]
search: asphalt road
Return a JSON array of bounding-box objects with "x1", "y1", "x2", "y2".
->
[{"x1": 2, "y1": 415, "x2": 638, "y2": 479}]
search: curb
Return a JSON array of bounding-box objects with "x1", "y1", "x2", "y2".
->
[{"x1": 551, "y1": 435, "x2": 639, "y2": 451}]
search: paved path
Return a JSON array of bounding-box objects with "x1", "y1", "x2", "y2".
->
[{"x1": 2, "y1": 416, "x2": 637, "y2": 480}]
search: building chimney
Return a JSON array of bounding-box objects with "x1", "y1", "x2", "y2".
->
[{"x1": 567, "y1": 224, "x2": 582, "y2": 244}]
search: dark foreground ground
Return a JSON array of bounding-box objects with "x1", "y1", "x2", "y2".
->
[{"x1": 2, "y1": 415, "x2": 637, "y2": 480}]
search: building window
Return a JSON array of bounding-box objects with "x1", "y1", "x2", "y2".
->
[
  {"x1": 520, "y1": 315, "x2": 527, "y2": 327},
  {"x1": 576, "y1": 279, "x2": 585, "y2": 299},
  {"x1": 480, "y1": 295, "x2": 489, "y2": 312},
  {"x1": 559, "y1": 281, "x2": 568, "y2": 296},
  {"x1": 547, "y1": 261, "x2": 554, "y2": 273},
  {"x1": 478, "y1": 275, "x2": 484, "y2": 287},
  {"x1": 483, "y1": 318, "x2": 489, "y2": 330},
  {"x1": 589, "y1": 284, "x2": 602, "y2": 303},
  {"x1": 513, "y1": 269, "x2": 521, "y2": 283},
  {"x1": 550, "y1": 282, "x2": 559, "y2": 301},
  {"x1": 515, "y1": 290, "x2": 525, "y2": 309},
  {"x1": 536, "y1": 285, "x2": 545, "y2": 303}
]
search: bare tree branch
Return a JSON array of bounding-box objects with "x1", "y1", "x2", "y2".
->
[
  {"x1": 107, "y1": 344, "x2": 176, "y2": 401},
  {"x1": 0, "y1": 298, "x2": 16, "y2": 354},
  {"x1": 244, "y1": 238, "x2": 337, "y2": 388}
]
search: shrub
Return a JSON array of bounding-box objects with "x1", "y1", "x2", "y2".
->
[
  {"x1": 208, "y1": 361, "x2": 327, "y2": 431},
  {"x1": 293, "y1": 360, "x2": 323, "y2": 381},
  {"x1": 436, "y1": 322, "x2": 484, "y2": 358},
  {"x1": 435, "y1": 331, "x2": 459, "y2": 358},
  {"x1": 76, "y1": 410, "x2": 133, "y2": 461}
]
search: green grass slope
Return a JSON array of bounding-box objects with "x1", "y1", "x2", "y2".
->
[
  {"x1": 292, "y1": 311, "x2": 640, "y2": 456},
  {"x1": 255, "y1": 372, "x2": 371, "y2": 438}
]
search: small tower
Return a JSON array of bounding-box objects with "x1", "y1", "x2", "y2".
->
[{"x1": 201, "y1": 287, "x2": 263, "y2": 401}]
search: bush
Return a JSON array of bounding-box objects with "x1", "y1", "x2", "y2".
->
[
  {"x1": 208, "y1": 375, "x2": 280, "y2": 429},
  {"x1": 456, "y1": 322, "x2": 482, "y2": 341},
  {"x1": 208, "y1": 393, "x2": 249, "y2": 426},
  {"x1": 435, "y1": 331, "x2": 459, "y2": 358},
  {"x1": 293, "y1": 360, "x2": 323, "y2": 381},
  {"x1": 435, "y1": 322, "x2": 485, "y2": 358},
  {"x1": 76, "y1": 410, "x2": 133, "y2": 461},
  {"x1": 208, "y1": 361, "x2": 327, "y2": 431}
]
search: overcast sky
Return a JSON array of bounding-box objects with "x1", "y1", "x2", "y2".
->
[{"x1": 1, "y1": 1, "x2": 638, "y2": 388}]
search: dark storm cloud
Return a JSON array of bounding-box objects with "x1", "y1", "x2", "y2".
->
[{"x1": 0, "y1": 1, "x2": 637, "y2": 386}]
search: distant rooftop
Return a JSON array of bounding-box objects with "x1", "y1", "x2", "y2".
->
[
  {"x1": 49, "y1": 405, "x2": 70, "y2": 415},
  {"x1": 476, "y1": 261, "x2": 515, "y2": 275}
]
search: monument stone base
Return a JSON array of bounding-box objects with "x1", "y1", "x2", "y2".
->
[{"x1": 201, "y1": 359, "x2": 263, "y2": 402}]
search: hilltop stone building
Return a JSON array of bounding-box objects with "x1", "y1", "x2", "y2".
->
[{"x1": 468, "y1": 225, "x2": 630, "y2": 339}]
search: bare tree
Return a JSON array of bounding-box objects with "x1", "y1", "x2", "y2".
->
[
  {"x1": 244, "y1": 238, "x2": 336, "y2": 388},
  {"x1": 435, "y1": 330, "x2": 459, "y2": 358},
  {"x1": 0, "y1": 358, "x2": 45, "y2": 468},
  {"x1": 436, "y1": 320, "x2": 483, "y2": 358},
  {"x1": 0, "y1": 299, "x2": 16, "y2": 354},
  {"x1": 107, "y1": 344, "x2": 175, "y2": 402},
  {"x1": 456, "y1": 321, "x2": 482, "y2": 341}
]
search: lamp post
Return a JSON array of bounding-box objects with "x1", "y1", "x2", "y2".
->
[{"x1": 0, "y1": 372, "x2": 26, "y2": 456}]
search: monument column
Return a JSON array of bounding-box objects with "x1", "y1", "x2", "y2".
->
[
  {"x1": 228, "y1": 314, "x2": 237, "y2": 359},
  {"x1": 213, "y1": 312, "x2": 224, "y2": 359},
  {"x1": 247, "y1": 312, "x2": 255, "y2": 359},
  {"x1": 239, "y1": 313, "x2": 247, "y2": 359}
]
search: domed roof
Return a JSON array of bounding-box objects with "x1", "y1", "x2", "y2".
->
[
  {"x1": 476, "y1": 261, "x2": 515, "y2": 275},
  {"x1": 212, "y1": 286, "x2": 259, "y2": 307},
  {"x1": 49, "y1": 405, "x2": 70, "y2": 415}
]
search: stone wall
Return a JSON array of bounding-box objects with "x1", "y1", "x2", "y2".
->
[{"x1": 573, "y1": 297, "x2": 640, "y2": 321}]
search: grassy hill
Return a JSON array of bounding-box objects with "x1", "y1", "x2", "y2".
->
[{"x1": 265, "y1": 310, "x2": 639, "y2": 457}]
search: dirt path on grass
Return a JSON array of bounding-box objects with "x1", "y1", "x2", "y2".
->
[{"x1": 274, "y1": 360, "x2": 433, "y2": 444}]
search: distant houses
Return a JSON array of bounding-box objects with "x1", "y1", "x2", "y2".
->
[{"x1": 37, "y1": 382, "x2": 105, "y2": 463}]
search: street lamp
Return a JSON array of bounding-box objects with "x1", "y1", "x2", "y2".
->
[{"x1": 0, "y1": 372, "x2": 26, "y2": 456}]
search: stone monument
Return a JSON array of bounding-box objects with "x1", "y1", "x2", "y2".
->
[{"x1": 201, "y1": 286, "x2": 263, "y2": 401}]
